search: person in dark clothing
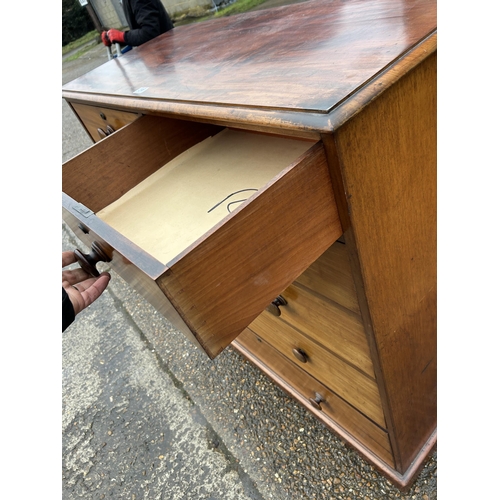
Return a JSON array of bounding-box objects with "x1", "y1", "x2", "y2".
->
[
  {"x1": 62, "y1": 251, "x2": 111, "y2": 332},
  {"x1": 102, "y1": 0, "x2": 174, "y2": 48}
]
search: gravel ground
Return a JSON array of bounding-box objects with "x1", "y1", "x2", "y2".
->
[{"x1": 61, "y1": 2, "x2": 437, "y2": 498}]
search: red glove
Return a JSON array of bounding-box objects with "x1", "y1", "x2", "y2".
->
[
  {"x1": 106, "y1": 29, "x2": 126, "y2": 45},
  {"x1": 101, "y1": 31, "x2": 111, "y2": 47}
]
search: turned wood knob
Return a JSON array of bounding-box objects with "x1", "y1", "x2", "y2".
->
[
  {"x1": 97, "y1": 127, "x2": 107, "y2": 139},
  {"x1": 97, "y1": 125, "x2": 115, "y2": 139},
  {"x1": 74, "y1": 241, "x2": 111, "y2": 278},
  {"x1": 292, "y1": 348, "x2": 308, "y2": 363},
  {"x1": 266, "y1": 295, "x2": 287, "y2": 316},
  {"x1": 308, "y1": 393, "x2": 324, "y2": 411}
]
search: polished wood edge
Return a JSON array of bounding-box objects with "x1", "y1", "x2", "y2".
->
[
  {"x1": 63, "y1": 94, "x2": 317, "y2": 138},
  {"x1": 62, "y1": 192, "x2": 167, "y2": 279},
  {"x1": 326, "y1": 31, "x2": 437, "y2": 132},
  {"x1": 62, "y1": 90, "x2": 331, "y2": 134},
  {"x1": 395, "y1": 429, "x2": 437, "y2": 492},
  {"x1": 61, "y1": 32, "x2": 436, "y2": 136},
  {"x1": 230, "y1": 339, "x2": 434, "y2": 490}
]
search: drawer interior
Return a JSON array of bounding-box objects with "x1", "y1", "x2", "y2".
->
[
  {"x1": 63, "y1": 115, "x2": 224, "y2": 215},
  {"x1": 96, "y1": 127, "x2": 315, "y2": 265},
  {"x1": 63, "y1": 113, "x2": 343, "y2": 359}
]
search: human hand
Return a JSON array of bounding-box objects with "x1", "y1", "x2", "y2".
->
[
  {"x1": 101, "y1": 31, "x2": 111, "y2": 47},
  {"x1": 106, "y1": 29, "x2": 126, "y2": 45},
  {"x1": 62, "y1": 251, "x2": 111, "y2": 316}
]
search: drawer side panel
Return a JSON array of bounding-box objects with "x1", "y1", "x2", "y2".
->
[
  {"x1": 63, "y1": 114, "x2": 223, "y2": 213},
  {"x1": 159, "y1": 143, "x2": 343, "y2": 358},
  {"x1": 62, "y1": 206, "x2": 200, "y2": 348},
  {"x1": 295, "y1": 241, "x2": 361, "y2": 314}
]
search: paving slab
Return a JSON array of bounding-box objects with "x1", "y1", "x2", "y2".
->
[{"x1": 62, "y1": 3, "x2": 437, "y2": 498}]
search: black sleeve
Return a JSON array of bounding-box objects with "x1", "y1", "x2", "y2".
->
[
  {"x1": 124, "y1": 0, "x2": 164, "y2": 47},
  {"x1": 62, "y1": 288, "x2": 76, "y2": 332}
]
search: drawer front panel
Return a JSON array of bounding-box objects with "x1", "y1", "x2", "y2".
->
[
  {"x1": 157, "y1": 138, "x2": 342, "y2": 358},
  {"x1": 71, "y1": 102, "x2": 139, "y2": 143},
  {"x1": 249, "y1": 313, "x2": 385, "y2": 427},
  {"x1": 62, "y1": 114, "x2": 343, "y2": 359},
  {"x1": 295, "y1": 241, "x2": 360, "y2": 314},
  {"x1": 62, "y1": 205, "x2": 200, "y2": 347},
  {"x1": 233, "y1": 329, "x2": 394, "y2": 468},
  {"x1": 265, "y1": 284, "x2": 373, "y2": 376}
]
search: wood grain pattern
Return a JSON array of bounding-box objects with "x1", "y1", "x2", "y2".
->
[
  {"x1": 63, "y1": 114, "x2": 223, "y2": 213},
  {"x1": 263, "y1": 283, "x2": 372, "y2": 375},
  {"x1": 96, "y1": 129, "x2": 315, "y2": 265},
  {"x1": 62, "y1": 0, "x2": 436, "y2": 134},
  {"x1": 295, "y1": 240, "x2": 360, "y2": 314},
  {"x1": 248, "y1": 313, "x2": 385, "y2": 427},
  {"x1": 70, "y1": 102, "x2": 140, "y2": 142},
  {"x1": 158, "y1": 142, "x2": 342, "y2": 358},
  {"x1": 63, "y1": 126, "x2": 341, "y2": 359},
  {"x1": 63, "y1": 192, "x2": 166, "y2": 278},
  {"x1": 62, "y1": 200, "x2": 197, "y2": 345},
  {"x1": 62, "y1": 0, "x2": 437, "y2": 485},
  {"x1": 333, "y1": 52, "x2": 437, "y2": 473},
  {"x1": 233, "y1": 329, "x2": 394, "y2": 467}
]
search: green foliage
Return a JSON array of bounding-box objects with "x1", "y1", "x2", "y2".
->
[
  {"x1": 62, "y1": 30, "x2": 99, "y2": 56},
  {"x1": 179, "y1": 0, "x2": 269, "y2": 24},
  {"x1": 212, "y1": 0, "x2": 269, "y2": 17},
  {"x1": 62, "y1": 0, "x2": 95, "y2": 47}
]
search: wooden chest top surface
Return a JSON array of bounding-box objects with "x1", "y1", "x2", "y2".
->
[{"x1": 62, "y1": 0, "x2": 436, "y2": 121}]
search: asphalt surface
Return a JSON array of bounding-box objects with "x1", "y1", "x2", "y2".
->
[{"x1": 62, "y1": 4, "x2": 437, "y2": 499}]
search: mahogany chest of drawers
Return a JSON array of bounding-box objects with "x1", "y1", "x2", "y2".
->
[{"x1": 62, "y1": 0, "x2": 437, "y2": 488}]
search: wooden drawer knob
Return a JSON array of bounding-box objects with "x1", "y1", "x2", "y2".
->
[
  {"x1": 266, "y1": 295, "x2": 287, "y2": 316},
  {"x1": 97, "y1": 127, "x2": 107, "y2": 139},
  {"x1": 74, "y1": 241, "x2": 111, "y2": 278},
  {"x1": 97, "y1": 125, "x2": 115, "y2": 140},
  {"x1": 292, "y1": 348, "x2": 308, "y2": 363},
  {"x1": 308, "y1": 393, "x2": 324, "y2": 411}
]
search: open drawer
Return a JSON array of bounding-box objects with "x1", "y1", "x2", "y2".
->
[{"x1": 62, "y1": 114, "x2": 342, "y2": 358}]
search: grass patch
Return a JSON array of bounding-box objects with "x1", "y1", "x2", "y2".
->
[
  {"x1": 174, "y1": 0, "x2": 269, "y2": 24},
  {"x1": 64, "y1": 42, "x2": 100, "y2": 62},
  {"x1": 212, "y1": 0, "x2": 269, "y2": 17},
  {"x1": 62, "y1": 30, "x2": 100, "y2": 55}
]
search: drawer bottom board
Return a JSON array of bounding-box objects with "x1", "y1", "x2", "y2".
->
[{"x1": 96, "y1": 129, "x2": 315, "y2": 264}]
